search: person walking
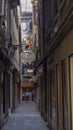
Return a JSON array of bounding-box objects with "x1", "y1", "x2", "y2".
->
[{"x1": 25, "y1": 91, "x2": 29, "y2": 101}]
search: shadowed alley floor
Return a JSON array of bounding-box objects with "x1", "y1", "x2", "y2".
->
[{"x1": 2, "y1": 102, "x2": 49, "y2": 130}]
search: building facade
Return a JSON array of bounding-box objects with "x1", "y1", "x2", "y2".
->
[
  {"x1": 0, "y1": 0, "x2": 21, "y2": 128},
  {"x1": 37, "y1": 0, "x2": 73, "y2": 130}
]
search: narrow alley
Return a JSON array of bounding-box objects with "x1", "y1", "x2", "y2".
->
[
  {"x1": 0, "y1": 0, "x2": 73, "y2": 130},
  {"x1": 2, "y1": 102, "x2": 48, "y2": 130}
]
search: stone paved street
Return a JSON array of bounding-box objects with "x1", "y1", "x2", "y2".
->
[{"x1": 2, "y1": 102, "x2": 49, "y2": 130}]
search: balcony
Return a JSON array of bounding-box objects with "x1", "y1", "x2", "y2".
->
[{"x1": 9, "y1": 0, "x2": 20, "y2": 9}]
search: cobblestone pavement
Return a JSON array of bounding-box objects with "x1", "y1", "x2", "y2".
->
[{"x1": 2, "y1": 102, "x2": 49, "y2": 130}]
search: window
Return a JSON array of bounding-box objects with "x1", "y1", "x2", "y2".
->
[
  {"x1": 0, "y1": 0, "x2": 4, "y2": 15},
  {"x1": 61, "y1": 60, "x2": 68, "y2": 130},
  {"x1": 45, "y1": 0, "x2": 51, "y2": 29},
  {"x1": 54, "y1": 0, "x2": 58, "y2": 17},
  {"x1": 0, "y1": 0, "x2": 2, "y2": 13},
  {"x1": 13, "y1": 8, "x2": 17, "y2": 17},
  {"x1": 33, "y1": 5, "x2": 37, "y2": 25},
  {"x1": 50, "y1": 68, "x2": 56, "y2": 120},
  {"x1": 35, "y1": 34, "x2": 36, "y2": 46},
  {"x1": 56, "y1": 65, "x2": 61, "y2": 124}
]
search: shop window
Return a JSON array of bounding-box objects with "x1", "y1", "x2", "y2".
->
[
  {"x1": 50, "y1": 68, "x2": 56, "y2": 120},
  {"x1": 61, "y1": 60, "x2": 68, "y2": 130}
]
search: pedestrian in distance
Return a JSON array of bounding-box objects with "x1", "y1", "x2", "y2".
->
[{"x1": 25, "y1": 91, "x2": 29, "y2": 101}]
